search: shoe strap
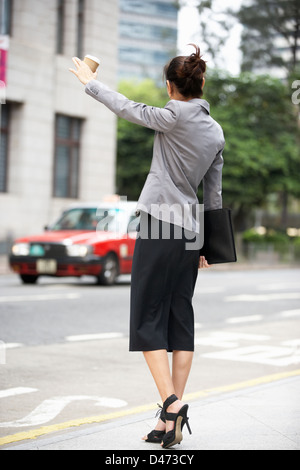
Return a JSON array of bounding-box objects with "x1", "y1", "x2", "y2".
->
[
  {"x1": 163, "y1": 394, "x2": 178, "y2": 414},
  {"x1": 165, "y1": 411, "x2": 177, "y2": 422}
]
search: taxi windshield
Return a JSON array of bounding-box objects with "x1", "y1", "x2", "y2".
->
[{"x1": 51, "y1": 208, "x2": 122, "y2": 231}]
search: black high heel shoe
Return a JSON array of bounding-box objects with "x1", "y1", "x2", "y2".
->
[
  {"x1": 144, "y1": 403, "x2": 166, "y2": 444},
  {"x1": 161, "y1": 394, "x2": 192, "y2": 449}
]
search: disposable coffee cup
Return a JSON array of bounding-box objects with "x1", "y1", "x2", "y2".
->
[{"x1": 84, "y1": 55, "x2": 100, "y2": 73}]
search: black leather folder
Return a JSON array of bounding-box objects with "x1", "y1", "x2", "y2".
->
[{"x1": 199, "y1": 208, "x2": 237, "y2": 264}]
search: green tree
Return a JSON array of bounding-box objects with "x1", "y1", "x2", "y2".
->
[
  {"x1": 236, "y1": 0, "x2": 300, "y2": 74},
  {"x1": 205, "y1": 71, "x2": 300, "y2": 230},
  {"x1": 116, "y1": 80, "x2": 168, "y2": 200},
  {"x1": 116, "y1": 74, "x2": 300, "y2": 231},
  {"x1": 194, "y1": 0, "x2": 300, "y2": 76}
]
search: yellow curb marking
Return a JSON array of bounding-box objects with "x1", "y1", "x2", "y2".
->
[{"x1": 1, "y1": 368, "x2": 300, "y2": 447}]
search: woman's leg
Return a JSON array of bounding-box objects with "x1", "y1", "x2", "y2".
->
[
  {"x1": 142, "y1": 349, "x2": 193, "y2": 437},
  {"x1": 142, "y1": 349, "x2": 174, "y2": 439},
  {"x1": 172, "y1": 350, "x2": 194, "y2": 399},
  {"x1": 143, "y1": 350, "x2": 175, "y2": 402}
]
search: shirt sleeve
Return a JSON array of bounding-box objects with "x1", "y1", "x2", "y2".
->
[
  {"x1": 203, "y1": 147, "x2": 224, "y2": 211},
  {"x1": 85, "y1": 79, "x2": 179, "y2": 133}
]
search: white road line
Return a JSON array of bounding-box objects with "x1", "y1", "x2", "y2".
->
[
  {"x1": 282, "y1": 339, "x2": 300, "y2": 347},
  {"x1": 0, "y1": 387, "x2": 38, "y2": 399},
  {"x1": 0, "y1": 395, "x2": 128, "y2": 428},
  {"x1": 280, "y1": 309, "x2": 300, "y2": 318},
  {"x1": 0, "y1": 293, "x2": 80, "y2": 303},
  {"x1": 0, "y1": 333, "x2": 124, "y2": 352},
  {"x1": 65, "y1": 332, "x2": 124, "y2": 342},
  {"x1": 195, "y1": 331, "x2": 270, "y2": 349},
  {"x1": 195, "y1": 286, "x2": 225, "y2": 294},
  {"x1": 226, "y1": 315, "x2": 263, "y2": 324},
  {"x1": 225, "y1": 293, "x2": 300, "y2": 302},
  {"x1": 4, "y1": 343, "x2": 23, "y2": 349},
  {"x1": 258, "y1": 282, "x2": 300, "y2": 291},
  {"x1": 202, "y1": 345, "x2": 300, "y2": 367}
]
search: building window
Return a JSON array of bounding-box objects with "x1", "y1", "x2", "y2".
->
[
  {"x1": 77, "y1": 0, "x2": 84, "y2": 58},
  {"x1": 54, "y1": 115, "x2": 81, "y2": 198},
  {"x1": 56, "y1": 0, "x2": 65, "y2": 54},
  {"x1": 0, "y1": 0, "x2": 13, "y2": 35},
  {"x1": 119, "y1": 0, "x2": 178, "y2": 20},
  {"x1": 0, "y1": 104, "x2": 9, "y2": 192}
]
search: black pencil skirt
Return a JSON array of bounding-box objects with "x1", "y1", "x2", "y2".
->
[{"x1": 129, "y1": 212, "x2": 200, "y2": 352}]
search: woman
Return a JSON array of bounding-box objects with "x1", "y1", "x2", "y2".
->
[{"x1": 70, "y1": 45, "x2": 225, "y2": 448}]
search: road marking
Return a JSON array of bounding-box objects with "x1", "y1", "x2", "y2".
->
[
  {"x1": 4, "y1": 343, "x2": 23, "y2": 349},
  {"x1": 282, "y1": 339, "x2": 300, "y2": 348},
  {"x1": 184, "y1": 369, "x2": 300, "y2": 401},
  {"x1": 0, "y1": 387, "x2": 38, "y2": 399},
  {"x1": 280, "y1": 309, "x2": 300, "y2": 318},
  {"x1": 65, "y1": 332, "x2": 124, "y2": 342},
  {"x1": 195, "y1": 331, "x2": 271, "y2": 349},
  {"x1": 203, "y1": 344, "x2": 300, "y2": 367},
  {"x1": 226, "y1": 314, "x2": 263, "y2": 324},
  {"x1": 0, "y1": 293, "x2": 80, "y2": 303},
  {"x1": 195, "y1": 331, "x2": 270, "y2": 349},
  {"x1": 195, "y1": 286, "x2": 225, "y2": 294},
  {"x1": 0, "y1": 396, "x2": 127, "y2": 428},
  {"x1": 225, "y1": 293, "x2": 300, "y2": 302},
  {"x1": 258, "y1": 282, "x2": 300, "y2": 291},
  {"x1": 1, "y1": 369, "x2": 300, "y2": 447}
]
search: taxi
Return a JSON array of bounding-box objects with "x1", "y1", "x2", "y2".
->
[{"x1": 9, "y1": 200, "x2": 140, "y2": 285}]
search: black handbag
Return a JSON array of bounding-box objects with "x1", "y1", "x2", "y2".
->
[{"x1": 199, "y1": 208, "x2": 237, "y2": 264}]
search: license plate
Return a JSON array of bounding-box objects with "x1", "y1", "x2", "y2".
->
[{"x1": 36, "y1": 259, "x2": 57, "y2": 274}]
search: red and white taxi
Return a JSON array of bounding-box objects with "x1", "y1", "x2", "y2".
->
[{"x1": 9, "y1": 201, "x2": 139, "y2": 285}]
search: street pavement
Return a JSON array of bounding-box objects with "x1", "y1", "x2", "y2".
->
[
  {"x1": 2, "y1": 372, "x2": 300, "y2": 450},
  {"x1": 0, "y1": 264, "x2": 300, "y2": 451}
]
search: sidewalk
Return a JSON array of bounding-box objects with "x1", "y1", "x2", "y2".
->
[{"x1": 3, "y1": 373, "x2": 300, "y2": 451}]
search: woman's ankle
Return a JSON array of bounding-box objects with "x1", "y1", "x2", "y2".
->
[
  {"x1": 166, "y1": 399, "x2": 183, "y2": 413},
  {"x1": 155, "y1": 418, "x2": 166, "y2": 431}
]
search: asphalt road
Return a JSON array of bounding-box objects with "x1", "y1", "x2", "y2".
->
[{"x1": 0, "y1": 267, "x2": 300, "y2": 444}]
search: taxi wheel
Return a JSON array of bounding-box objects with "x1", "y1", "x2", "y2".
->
[
  {"x1": 97, "y1": 253, "x2": 119, "y2": 286},
  {"x1": 20, "y1": 274, "x2": 39, "y2": 284}
]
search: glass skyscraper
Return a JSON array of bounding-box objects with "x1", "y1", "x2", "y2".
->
[{"x1": 118, "y1": 0, "x2": 178, "y2": 82}]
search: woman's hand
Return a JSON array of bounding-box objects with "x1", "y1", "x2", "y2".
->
[
  {"x1": 199, "y1": 256, "x2": 212, "y2": 269},
  {"x1": 69, "y1": 57, "x2": 98, "y2": 85}
]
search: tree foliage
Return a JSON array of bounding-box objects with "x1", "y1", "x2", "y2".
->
[
  {"x1": 116, "y1": 80, "x2": 168, "y2": 200},
  {"x1": 205, "y1": 71, "x2": 300, "y2": 229},
  {"x1": 194, "y1": 0, "x2": 300, "y2": 76},
  {"x1": 116, "y1": 74, "x2": 300, "y2": 231},
  {"x1": 236, "y1": 0, "x2": 300, "y2": 74}
]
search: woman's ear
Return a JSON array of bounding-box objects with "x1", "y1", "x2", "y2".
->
[{"x1": 202, "y1": 77, "x2": 206, "y2": 90}]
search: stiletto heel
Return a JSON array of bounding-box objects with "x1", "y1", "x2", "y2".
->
[{"x1": 161, "y1": 394, "x2": 192, "y2": 449}]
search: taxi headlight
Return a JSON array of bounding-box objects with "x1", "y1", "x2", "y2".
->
[
  {"x1": 66, "y1": 244, "x2": 92, "y2": 257},
  {"x1": 11, "y1": 243, "x2": 30, "y2": 256}
]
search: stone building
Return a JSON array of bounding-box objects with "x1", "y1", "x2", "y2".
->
[{"x1": 0, "y1": 0, "x2": 119, "y2": 247}]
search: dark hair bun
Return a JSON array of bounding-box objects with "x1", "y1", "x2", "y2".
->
[
  {"x1": 180, "y1": 44, "x2": 206, "y2": 80},
  {"x1": 164, "y1": 44, "x2": 206, "y2": 98}
]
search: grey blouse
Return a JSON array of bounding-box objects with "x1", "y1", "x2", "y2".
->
[{"x1": 85, "y1": 79, "x2": 225, "y2": 233}]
